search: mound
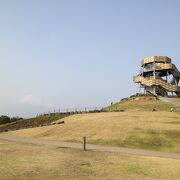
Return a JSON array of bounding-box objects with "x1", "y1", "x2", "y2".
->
[{"x1": 106, "y1": 95, "x2": 180, "y2": 112}]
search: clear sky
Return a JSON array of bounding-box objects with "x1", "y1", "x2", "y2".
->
[{"x1": 0, "y1": 0, "x2": 180, "y2": 117}]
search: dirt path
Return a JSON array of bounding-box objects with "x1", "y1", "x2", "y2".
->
[
  {"x1": 0, "y1": 134, "x2": 180, "y2": 160},
  {"x1": 159, "y1": 97, "x2": 180, "y2": 106}
]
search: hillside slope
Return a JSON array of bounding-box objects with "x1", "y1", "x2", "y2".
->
[
  {"x1": 0, "y1": 113, "x2": 70, "y2": 132},
  {"x1": 4, "y1": 111, "x2": 180, "y2": 153},
  {"x1": 105, "y1": 96, "x2": 180, "y2": 111}
]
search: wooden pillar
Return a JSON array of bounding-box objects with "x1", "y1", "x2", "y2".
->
[{"x1": 83, "y1": 136, "x2": 86, "y2": 151}]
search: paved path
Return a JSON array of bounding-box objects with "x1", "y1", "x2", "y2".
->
[{"x1": 0, "y1": 134, "x2": 180, "y2": 160}]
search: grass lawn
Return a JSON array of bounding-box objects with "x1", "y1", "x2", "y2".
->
[
  {"x1": 4, "y1": 111, "x2": 180, "y2": 153},
  {"x1": 0, "y1": 140, "x2": 180, "y2": 180}
]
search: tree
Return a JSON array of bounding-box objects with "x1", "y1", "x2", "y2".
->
[
  {"x1": 0, "y1": 115, "x2": 11, "y2": 125},
  {"x1": 11, "y1": 117, "x2": 23, "y2": 122}
]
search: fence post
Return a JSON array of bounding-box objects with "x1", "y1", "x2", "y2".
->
[{"x1": 83, "y1": 136, "x2": 86, "y2": 151}]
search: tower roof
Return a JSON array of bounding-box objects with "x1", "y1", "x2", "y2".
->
[{"x1": 141, "y1": 56, "x2": 171, "y2": 66}]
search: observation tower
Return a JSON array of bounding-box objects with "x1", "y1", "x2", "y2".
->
[{"x1": 134, "y1": 56, "x2": 180, "y2": 97}]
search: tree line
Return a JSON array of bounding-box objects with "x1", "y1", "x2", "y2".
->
[{"x1": 0, "y1": 116, "x2": 23, "y2": 125}]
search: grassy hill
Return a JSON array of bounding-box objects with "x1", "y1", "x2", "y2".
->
[
  {"x1": 105, "y1": 95, "x2": 179, "y2": 112},
  {"x1": 2, "y1": 95, "x2": 180, "y2": 153},
  {"x1": 4, "y1": 110, "x2": 180, "y2": 153},
  {"x1": 0, "y1": 113, "x2": 70, "y2": 132}
]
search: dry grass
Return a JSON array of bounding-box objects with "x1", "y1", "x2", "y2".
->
[
  {"x1": 106, "y1": 96, "x2": 179, "y2": 111},
  {"x1": 5, "y1": 111, "x2": 180, "y2": 153},
  {"x1": 0, "y1": 140, "x2": 180, "y2": 180}
]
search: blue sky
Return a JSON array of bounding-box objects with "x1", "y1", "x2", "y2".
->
[{"x1": 0, "y1": 0, "x2": 180, "y2": 117}]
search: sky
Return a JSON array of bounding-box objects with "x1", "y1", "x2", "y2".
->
[{"x1": 0, "y1": 0, "x2": 180, "y2": 118}]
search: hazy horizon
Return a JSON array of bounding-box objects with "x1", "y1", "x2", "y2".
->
[{"x1": 0, "y1": 0, "x2": 180, "y2": 118}]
